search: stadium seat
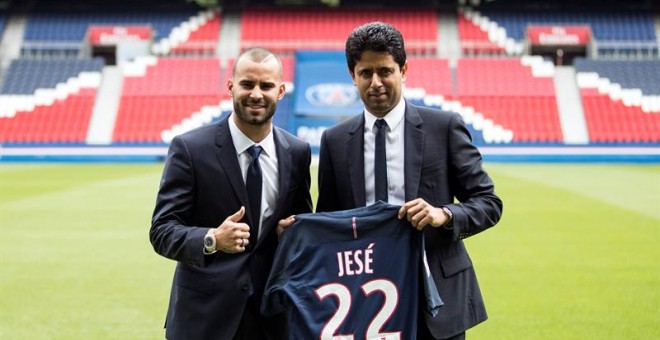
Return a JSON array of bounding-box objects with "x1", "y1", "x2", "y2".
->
[
  {"x1": 22, "y1": 1, "x2": 206, "y2": 55},
  {"x1": 240, "y1": 8, "x2": 437, "y2": 54},
  {"x1": 574, "y1": 59, "x2": 660, "y2": 97},
  {"x1": 0, "y1": 90, "x2": 96, "y2": 144},
  {"x1": 575, "y1": 58, "x2": 660, "y2": 144},
  {"x1": 457, "y1": 11, "x2": 507, "y2": 55},
  {"x1": 0, "y1": 59, "x2": 103, "y2": 144},
  {"x1": 470, "y1": 7, "x2": 658, "y2": 56},
  {"x1": 405, "y1": 57, "x2": 454, "y2": 98},
  {"x1": 1, "y1": 58, "x2": 104, "y2": 95},
  {"x1": 456, "y1": 57, "x2": 562, "y2": 143},
  {"x1": 113, "y1": 57, "x2": 222, "y2": 143}
]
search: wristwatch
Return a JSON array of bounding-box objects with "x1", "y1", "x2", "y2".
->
[{"x1": 204, "y1": 229, "x2": 217, "y2": 253}]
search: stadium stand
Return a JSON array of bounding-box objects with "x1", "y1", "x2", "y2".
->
[
  {"x1": 0, "y1": 58, "x2": 104, "y2": 94},
  {"x1": 0, "y1": 58, "x2": 104, "y2": 144},
  {"x1": 21, "y1": 1, "x2": 206, "y2": 56},
  {"x1": 466, "y1": 7, "x2": 658, "y2": 57},
  {"x1": 167, "y1": 10, "x2": 220, "y2": 55},
  {"x1": 574, "y1": 59, "x2": 660, "y2": 96},
  {"x1": 457, "y1": 9, "x2": 509, "y2": 55},
  {"x1": 112, "y1": 57, "x2": 222, "y2": 143},
  {"x1": 575, "y1": 58, "x2": 660, "y2": 143},
  {"x1": 0, "y1": 0, "x2": 658, "y2": 150},
  {"x1": 481, "y1": 11, "x2": 657, "y2": 45},
  {"x1": 0, "y1": 91, "x2": 96, "y2": 143},
  {"x1": 240, "y1": 8, "x2": 438, "y2": 54},
  {"x1": 404, "y1": 57, "x2": 454, "y2": 98},
  {"x1": 456, "y1": 57, "x2": 563, "y2": 143}
]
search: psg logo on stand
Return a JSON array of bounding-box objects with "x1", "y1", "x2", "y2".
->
[{"x1": 305, "y1": 83, "x2": 359, "y2": 107}]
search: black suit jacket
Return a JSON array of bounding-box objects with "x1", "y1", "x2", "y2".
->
[
  {"x1": 316, "y1": 101, "x2": 502, "y2": 338},
  {"x1": 150, "y1": 116, "x2": 313, "y2": 340}
]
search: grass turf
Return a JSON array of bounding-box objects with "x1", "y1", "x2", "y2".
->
[{"x1": 0, "y1": 163, "x2": 658, "y2": 339}]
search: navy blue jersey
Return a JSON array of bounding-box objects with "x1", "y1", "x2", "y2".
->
[{"x1": 262, "y1": 202, "x2": 443, "y2": 340}]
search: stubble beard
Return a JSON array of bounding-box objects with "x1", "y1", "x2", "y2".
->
[{"x1": 233, "y1": 100, "x2": 276, "y2": 126}]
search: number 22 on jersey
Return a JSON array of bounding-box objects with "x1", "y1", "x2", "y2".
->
[{"x1": 315, "y1": 279, "x2": 401, "y2": 340}]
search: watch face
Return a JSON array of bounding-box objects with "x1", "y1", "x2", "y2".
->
[{"x1": 204, "y1": 235, "x2": 214, "y2": 248}]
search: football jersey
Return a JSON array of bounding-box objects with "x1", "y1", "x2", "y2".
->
[{"x1": 261, "y1": 201, "x2": 443, "y2": 340}]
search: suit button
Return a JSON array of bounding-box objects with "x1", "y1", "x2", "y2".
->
[{"x1": 240, "y1": 282, "x2": 249, "y2": 291}]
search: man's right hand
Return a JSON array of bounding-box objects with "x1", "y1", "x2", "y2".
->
[
  {"x1": 215, "y1": 206, "x2": 251, "y2": 253},
  {"x1": 276, "y1": 215, "x2": 296, "y2": 239}
]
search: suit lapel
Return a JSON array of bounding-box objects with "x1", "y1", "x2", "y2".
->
[
  {"x1": 347, "y1": 115, "x2": 366, "y2": 207},
  {"x1": 214, "y1": 117, "x2": 250, "y2": 210},
  {"x1": 404, "y1": 102, "x2": 424, "y2": 201},
  {"x1": 258, "y1": 127, "x2": 292, "y2": 245}
]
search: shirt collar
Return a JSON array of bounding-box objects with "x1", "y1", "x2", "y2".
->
[
  {"x1": 364, "y1": 97, "x2": 406, "y2": 132},
  {"x1": 228, "y1": 114, "x2": 276, "y2": 158}
]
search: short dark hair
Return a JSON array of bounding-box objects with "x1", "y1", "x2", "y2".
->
[
  {"x1": 233, "y1": 47, "x2": 282, "y2": 78},
  {"x1": 345, "y1": 22, "x2": 407, "y2": 73}
]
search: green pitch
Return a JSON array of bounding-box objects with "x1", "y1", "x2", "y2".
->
[{"x1": 0, "y1": 163, "x2": 658, "y2": 339}]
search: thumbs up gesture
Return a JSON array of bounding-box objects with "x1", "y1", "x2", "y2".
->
[{"x1": 215, "y1": 206, "x2": 251, "y2": 253}]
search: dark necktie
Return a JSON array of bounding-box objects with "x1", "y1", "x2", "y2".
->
[
  {"x1": 246, "y1": 145, "x2": 262, "y2": 246},
  {"x1": 374, "y1": 119, "x2": 388, "y2": 202}
]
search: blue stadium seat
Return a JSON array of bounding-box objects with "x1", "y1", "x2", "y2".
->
[
  {"x1": 482, "y1": 10, "x2": 656, "y2": 42},
  {"x1": 23, "y1": 10, "x2": 198, "y2": 42},
  {"x1": 21, "y1": 0, "x2": 204, "y2": 55},
  {"x1": 574, "y1": 58, "x2": 660, "y2": 96},
  {"x1": 0, "y1": 58, "x2": 105, "y2": 95},
  {"x1": 481, "y1": 10, "x2": 657, "y2": 56}
]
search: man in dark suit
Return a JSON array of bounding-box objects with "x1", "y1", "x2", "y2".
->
[
  {"x1": 150, "y1": 47, "x2": 312, "y2": 340},
  {"x1": 316, "y1": 22, "x2": 503, "y2": 340}
]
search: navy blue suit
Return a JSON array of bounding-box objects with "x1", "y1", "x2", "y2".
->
[
  {"x1": 316, "y1": 101, "x2": 502, "y2": 339},
  {"x1": 150, "y1": 116, "x2": 313, "y2": 340}
]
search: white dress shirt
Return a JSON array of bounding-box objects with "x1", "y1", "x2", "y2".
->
[
  {"x1": 363, "y1": 97, "x2": 406, "y2": 205},
  {"x1": 229, "y1": 115, "x2": 279, "y2": 239}
]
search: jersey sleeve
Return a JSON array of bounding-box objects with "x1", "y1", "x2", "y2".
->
[
  {"x1": 261, "y1": 222, "x2": 304, "y2": 316},
  {"x1": 420, "y1": 235, "x2": 444, "y2": 316}
]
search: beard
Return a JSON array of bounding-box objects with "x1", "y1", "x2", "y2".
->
[{"x1": 233, "y1": 99, "x2": 276, "y2": 126}]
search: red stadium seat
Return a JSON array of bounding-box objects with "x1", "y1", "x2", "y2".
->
[
  {"x1": 581, "y1": 91, "x2": 659, "y2": 143},
  {"x1": 112, "y1": 57, "x2": 222, "y2": 143},
  {"x1": 456, "y1": 58, "x2": 561, "y2": 143},
  {"x1": 0, "y1": 92, "x2": 96, "y2": 144},
  {"x1": 240, "y1": 8, "x2": 437, "y2": 55}
]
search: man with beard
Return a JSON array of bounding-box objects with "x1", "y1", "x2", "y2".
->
[{"x1": 150, "y1": 47, "x2": 312, "y2": 340}]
